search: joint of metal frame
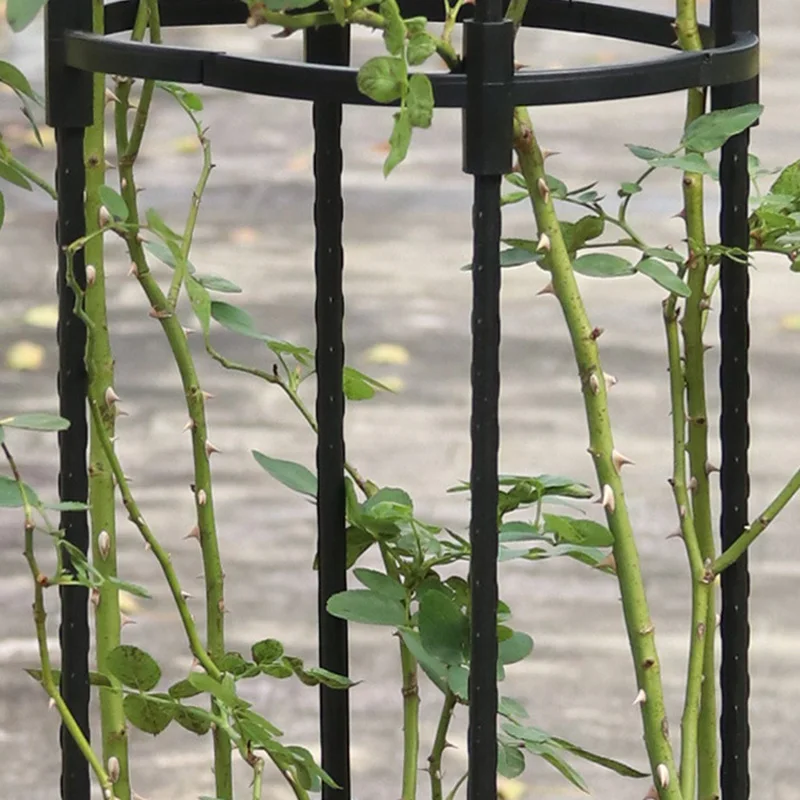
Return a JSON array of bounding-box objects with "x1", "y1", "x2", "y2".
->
[
  {"x1": 461, "y1": 18, "x2": 514, "y2": 176},
  {"x1": 45, "y1": 0, "x2": 93, "y2": 127},
  {"x1": 710, "y1": 0, "x2": 760, "y2": 116}
]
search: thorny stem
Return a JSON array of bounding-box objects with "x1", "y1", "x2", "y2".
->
[
  {"x1": 85, "y1": 0, "x2": 130, "y2": 794},
  {"x1": 111, "y1": 3, "x2": 231, "y2": 794},
  {"x1": 664, "y1": 300, "x2": 709, "y2": 799},
  {"x1": 513, "y1": 106, "x2": 682, "y2": 799},
  {"x1": 168, "y1": 104, "x2": 213, "y2": 309},
  {"x1": 675, "y1": 2, "x2": 718, "y2": 794},
  {"x1": 2, "y1": 441, "x2": 113, "y2": 798},
  {"x1": 204, "y1": 344, "x2": 372, "y2": 496},
  {"x1": 429, "y1": 690, "x2": 457, "y2": 800},
  {"x1": 399, "y1": 634, "x2": 420, "y2": 800},
  {"x1": 713, "y1": 468, "x2": 800, "y2": 574},
  {"x1": 246, "y1": 6, "x2": 461, "y2": 71}
]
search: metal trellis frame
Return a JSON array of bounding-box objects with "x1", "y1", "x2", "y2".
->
[{"x1": 45, "y1": 0, "x2": 759, "y2": 798}]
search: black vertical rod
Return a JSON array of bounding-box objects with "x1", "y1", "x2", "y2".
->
[
  {"x1": 55, "y1": 127, "x2": 91, "y2": 800},
  {"x1": 306, "y1": 24, "x2": 352, "y2": 800},
  {"x1": 712, "y1": 1, "x2": 759, "y2": 798},
  {"x1": 467, "y1": 176, "x2": 503, "y2": 800},
  {"x1": 47, "y1": 0, "x2": 93, "y2": 796},
  {"x1": 462, "y1": 2, "x2": 514, "y2": 797}
]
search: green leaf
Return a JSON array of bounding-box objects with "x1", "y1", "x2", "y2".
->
[
  {"x1": 682, "y1": 103, "x2": 763, "y2": 153},
  {"x1": 44, "y1": 500, "x2": 89, "y2": 512},
  {"x1": 407, "y1": 73, "x2": 434, "y2": 129},
  {"x1": 106, "y1": 645, "x2": 161, "y2": 691},
  {"x1": 380, "y1": 0, "x2": 406, "y2": 56},
  {"x1": 497, "y1": 741, "x2": 526, "y2": 779},
  {"x1": 499, "y1": 696, "x2": 529, "y2": 721},
  {"x1": 636, "y1": 257, "x2": 691, "y2": 297},
  {"x1": 5, "y1": 0, "x2": 47, "y2": 32},
  {"x1": 769, "y1": 159, "x2": 800, "y2": 199},
  {"x1": 407, "y1": 31, "x2": 437, "y2": 66},
  {"x1": 168, "y1": 679, "x2": 202, "y2": 700},
  {"x1": 543, "y1": 514, "x2": 614, "y2": 547},
  {"x1": 563, "y1": 215, "x2": 605, "y2": 255},
  {"x1": 498, "y1": 631, "x2": 533, "y2": 665},
  {"x1": 650, "y1": 153, "x2": 717, "y2": 178},
  {"x1": 384, "y1": 109, "x2": 412, "y2": 177},
  {"x1": 26, "y1": 668, "x2": 112, "y2": 688},
  {"x1": 302, "y1": 667, "x2": 356, "y2": 689},
  {"x1": 0, "y1": 160, "x2": 32, "y2": 191},
  {"x1": 446, "y1": 665, "x2": 469, "y2": 700},
  {"x1": 217, "y1": 651, "x2": 250, "y2": 677},
  {"x1": 572, "y1": 253, "x2": 635, "y2": 278},
  {"x1": 549, "y1": 736, "x2": 649, "y2": 778},
  {"x1": 186, "y1": 277, "x2": 211, "y2": 335},
  {"x1": 625, "y1": 144, "x2": 668, "y2": 161},
  {"x1": 194, "y1": 274, "x2": 242, "y2": 293},
  {"x1": 419, "y1": 590, "x2": 468, "y2": 666},
  {"x1": 357, "y1": 56, "x2": 406, "y2": 104},
  {"x1": 210, "y1": 301, "x2": 264, "y2": 339},
  {"x1": 397, "y1": 628, "x2": 448, "y2": 694},
  {"x1": 0, "y1": 413, "x2": 69, "y2": 431},
  {"x1": 252, "y1": 638, "x2": 284, "y2": 665},
  {"x1": 0, "y1": 61, "x2": 37, "y2": 99},
  {"x1": 618, "y1": 182, "x2": 642, "y2": 197},
  {"x1": 0, "y1": 191, "x2": 5, "y2": 231},
  {"x1": 187, "y1": 672, "x2": 244, "y2": 708},
  {"x1": 123, "y1": 694, "x2": 174, "y2": 735},
  {"x1": 644, "y1": 247, "x2": 684, "y2": 265},
  {"x1": 353, "y1": 568, "x2": 406, "y2": 601},
  {"x1": 143, "y1": 240, "x2": 192, "y2": 272},
  {"x1": 97, "y1": 185, "x2": 129, "y2": 222},
  {"x1": 344, "y1": 525, "x2": 375, "y2": 568},
  {"x1": 537, "y1": 747, "x2": 589, "y2": 794},
  {"x1": 173, "y1": 704, "x2": 213, "y2": 735},
  {"x1": 342, "y1": 366, "x2": 392, "y2": 401},
  {"x1": 252, "y1": 451, "x2": 317, "y2": 499},
  {"x1": 145, "y1": 208, "x2": 181, "y2": 241},
  {"x1": 501, "y1": 190, "x2": 530, "y2": 207},
  {"x1": 362, "y1": 487, "x2": 413, "y2": 520},
  {"x1": 326, "y1": 589, "x2": 406, "y2": 626}
]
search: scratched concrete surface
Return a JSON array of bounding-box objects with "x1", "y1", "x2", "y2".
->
[{"x1": 1, "y1": 2, "x2": 799, "y2": 799}]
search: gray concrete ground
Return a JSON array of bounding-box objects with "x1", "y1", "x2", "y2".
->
[{"x1": 1, "y1": 2, "x2": 799, "y2": 799}]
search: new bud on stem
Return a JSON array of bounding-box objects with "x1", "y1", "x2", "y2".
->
[
  {"x1": 97, "y1": 530, "x2": 111, "y2": 560},
  {"x1": 656, "y1": 764, "x2": 670, "y2": 789}
]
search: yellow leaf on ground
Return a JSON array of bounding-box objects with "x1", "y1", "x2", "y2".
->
[
  {"x1": 497, "y1": 777, "x2": 526, "y2": 800},
  {"x1": 364, "y1": 343, "x2": 410, "y2": 365},
  {"x1": 6, "y1": 340, "x2": 45, "y2": 371},
  {"x1": 23, "y1": 304, "x2": 59, "y2": 329},
  {"x1": 780, "y1": 314, "x2": 800, "y2": 331},
  {"x1": 171, "y1": 135, "x2": 201, "y2": 154},
  {"x1": 229, "y1": 226, "x2": 259, "y2": 245}
]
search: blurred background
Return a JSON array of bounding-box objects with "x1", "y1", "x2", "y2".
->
[{"x1": 1, "y1": 1, "x2": 798, "y2": 798}]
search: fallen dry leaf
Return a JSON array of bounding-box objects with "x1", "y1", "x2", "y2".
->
[
  {"x1": 6, "y1": 340, "x2": 45, "y2": 371},
  {"x1": 23, "y1": 304, "x2": 59, "y2": 329},
  {"x1": 364, "y1": 342, "x2": 410, "y2": 365}
]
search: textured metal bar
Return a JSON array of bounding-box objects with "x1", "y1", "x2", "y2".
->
[
  {"x1": 712, "y1": 1, "x2": 758, "y2": 797},
  {"x1": 466, "y1": 176, "x2": 503, "y2": 800},
  {"x1": 55, "y1": 126, "x2": 91, "y2": 800},
  {"x1": 717, "y1": 127, "x2": 752, "y2": 800},
  {"x1": 306, "y1": 23, "x2": 352, "y2": 800}
]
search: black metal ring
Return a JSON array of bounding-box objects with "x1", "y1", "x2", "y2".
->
[{"x1": 60, "y1": 0, "x2": 758, "y2": 107}]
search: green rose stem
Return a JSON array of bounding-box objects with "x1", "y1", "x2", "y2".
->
[
  {"x1": 245, "y1": 6, "x2": 460, "y2": 70},
  {"x1": 674, "y1": 2, "x2": 719, "y2": 795},
  {"x1": 84, "y1": 0, "x2": 132, "y2": 793},
  {"x1": 428, "y1": 690, "x2": 458, "y2": 800},
  {"x1": 664, "y1": 298, "x2": 709, "y2": 799},
  {"x1": 1, "y1": 441, "x2": 113, "y2": 797},
  {"x1": 513, "y1": 107, "x2": 682, "y2": 799},
  {"x1": 110, "y1": 3, "x2": 231, "y2": 795},
  {"x1": 400, "y1": 619, "x2": 420, "y2": 800},
  {"x1": 204, "y1": 345, "x2": 373, "y2": 496},
  {"x1": 712, "y1": 468, "x2": 800, "y2": 574}
]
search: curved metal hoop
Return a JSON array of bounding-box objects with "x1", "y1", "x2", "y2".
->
[{"x1": 62, "y1": 0, "x2": 759, "y2": 105}]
